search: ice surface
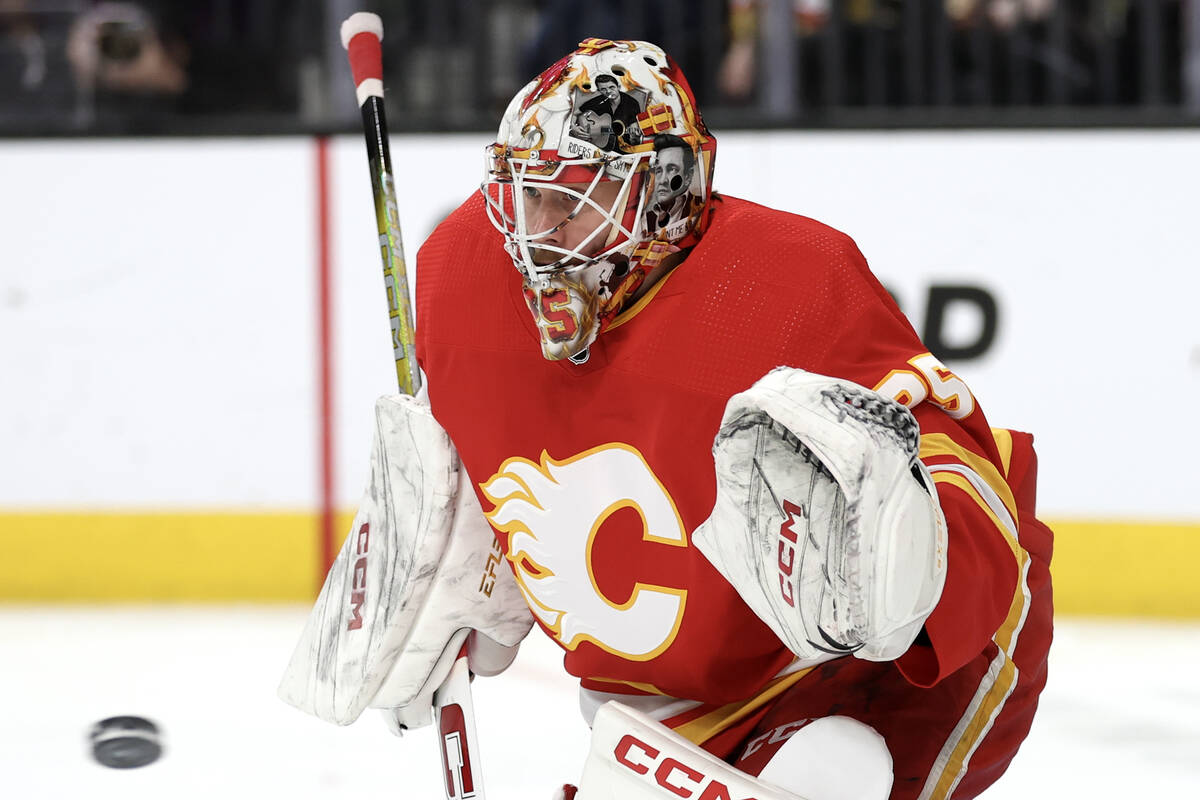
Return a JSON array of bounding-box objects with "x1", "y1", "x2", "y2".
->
[{"x1": 0, "y1": 607, "x2": 1196, "y2": 798}]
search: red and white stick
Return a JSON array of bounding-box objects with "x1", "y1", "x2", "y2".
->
[
  {"x1": 341, "y1": 13, "x2": 484, "y2": 800},
  {"x1": 432, "y1": 644, "x2": 488, "y2": 800}
]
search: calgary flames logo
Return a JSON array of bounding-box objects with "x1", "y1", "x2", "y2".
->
[{"x1": 481, "y1": 444, "x2": 687, "y2": 661}]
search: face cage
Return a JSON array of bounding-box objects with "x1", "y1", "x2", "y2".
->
[{"x1": 481, "y1": 149, "x2": 653, "y2": 283}]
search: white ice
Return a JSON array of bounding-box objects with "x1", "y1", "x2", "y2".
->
[{"x1": 0, "y1": 607, "x2": 1196, "y2": 798}]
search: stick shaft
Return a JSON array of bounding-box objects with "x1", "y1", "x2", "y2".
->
[
  {"x1": 343, "y1": 21, "x2": 481, "y2": 800},
  {"x1": 433, "y1": 645, "x2": 488, "y2": 800},
  {"x1": 359, "y1": 94, "x2": 421, "y2": 396}
]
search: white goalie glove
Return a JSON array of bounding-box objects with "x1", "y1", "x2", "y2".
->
[
  {"x1": 693, "y1": 368, "x2": 947, "y2": 664},
  {"x1": 278, "y1": 394, "x2": 534, "y2": 731}
]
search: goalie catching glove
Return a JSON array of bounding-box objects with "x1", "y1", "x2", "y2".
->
[
  {"x1": 693, "y1": 368, "x2": 947, "y2": 664},
  {"x1": 278, "y1": 394, "x2": 533, "y2": 731}
]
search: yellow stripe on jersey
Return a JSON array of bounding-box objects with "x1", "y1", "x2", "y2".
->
[
  {"x1": 672, "y1": 666, "x2": 816, "y2": 746},
  {"x1": 607, "y1": 266, "x2": 678, "y2": 332},
  {"x1": 919, "y1": 433, "x2": 1019, "y2": 526},
  {"x1": 923, "y1": 649, "x2": 1022, "y2": 800},
  {"x1": 920, "y1": 545, "x2": 1034, "y2": 800},
  {"x1": 916, "y1": 449, "x2": 1035, "y2": 800},
  {"x1": 932, "y1": 472, "x2": 1020, "y2": 564},
  {"x1": 585, "y1": 677, "x2": 671, "y2": 696},
  {"x1": 990, "y1": 428, "x2": 1014, "y2": 478}
]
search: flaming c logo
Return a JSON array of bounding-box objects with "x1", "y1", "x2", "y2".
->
[{"x1": 481, "y1": 444, "x2": 688, "y2": 661}]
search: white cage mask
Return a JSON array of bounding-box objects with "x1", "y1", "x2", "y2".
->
[{"x1": 481, "y1": 38, "x2": 717, "y2": 362}]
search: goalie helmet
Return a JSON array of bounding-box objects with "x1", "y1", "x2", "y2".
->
[{"x1": 481, "y1": 38, "x2": 717, "y2": 362}]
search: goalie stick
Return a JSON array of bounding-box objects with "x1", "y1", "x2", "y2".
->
[
  {"x1": 341, "y1": 13, "x2": 486, "y2": 800},
  {"x1": 342, "y1": 11, "x2": 421, "y2": 397}
]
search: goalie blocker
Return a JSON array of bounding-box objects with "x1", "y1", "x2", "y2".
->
[
  {"x1": 278, "y1": 394, "x2": 533, "y2": 730},
  {"x1": 693, "y1": 368, "x2": 948, "y2": 667}
]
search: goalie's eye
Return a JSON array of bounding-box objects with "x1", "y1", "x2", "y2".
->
[
  {"x1": 523, "y1": 186, "x2": 584, "y2": 218},
  {"x1": 524, "y1": 186, "x2": 570, "y2": 205}
]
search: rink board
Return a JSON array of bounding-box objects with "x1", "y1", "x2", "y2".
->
[
  {"x1": 2, "y1": 512, "x2": 1197, "y2": 618},
  {"x1": 2, "y1": 132, "x2": 1198, "y2": 614}
]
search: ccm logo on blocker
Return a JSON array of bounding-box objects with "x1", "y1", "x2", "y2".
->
[
  {"x1": 346, "y1": 522, "x2": 370, "y2": 631},
  {"x1": 615, "y1": 734, "x2": 757, "y2": 800}
]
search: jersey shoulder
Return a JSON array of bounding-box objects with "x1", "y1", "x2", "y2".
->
[
  {"x1": 415, "y1": 194, "x2": 527, "y2": 356},
  {"x1": 697, "y1": 195, "x2": 878, "y2": 294},
  {"x1": 612, "y1": 196, "x2": 917, "y2": 396},
  {"x1": 416, "y1": 192, "x2": 509, "y2": 302},
  {"x1": 418, "y1": 193, "x2": 497, "y2": 273},
  {"x1": 669, "y1": 195, "x2": 908, "y2": 348}
]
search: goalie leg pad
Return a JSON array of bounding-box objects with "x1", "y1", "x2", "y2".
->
[
  {"x1": 693, "y1": 368, "x2": 947, "y2": 664},
  {"x1": 575, "y1": 703, "x2": 891, "y2": 800},
  {"x1": 755, "y1": 716, "x2": 893, "y2": 800},
  {"x1": 278, "y1": 394, "x2": 533, "y2": 727},
  {"x1": 576, "y1": 702, "x2": 803, "y2": 800}
]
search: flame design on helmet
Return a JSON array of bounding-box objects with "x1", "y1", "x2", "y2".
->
[{"x1": 481, "y1": 39, "x2": 717, "y2": 362}]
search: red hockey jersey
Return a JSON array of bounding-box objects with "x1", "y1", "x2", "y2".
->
[{"x1": 415, "y1": 194, "x2": 1051, "y2": 762}]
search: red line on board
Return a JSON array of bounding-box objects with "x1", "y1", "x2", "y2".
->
[{"x1": 316, "y1": 135, "x2": 336, "y2": 585}]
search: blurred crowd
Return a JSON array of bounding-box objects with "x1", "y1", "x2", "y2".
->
[
  {"x1": 0, "y1": 0, "x2": 1196, "y2": 134},
  {"x1": 719, "y1": 0, "x2": 1195, "y2": 114},
  {"x1": 0, "y1": 0, "x2": 320, "y2": 131}
]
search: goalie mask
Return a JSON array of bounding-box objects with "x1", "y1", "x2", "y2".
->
[{"x1": 481, "y1": 38, "x2": 717, "y2": 362}]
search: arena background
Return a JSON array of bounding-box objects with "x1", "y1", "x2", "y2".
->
[
  {"x1": 2, "y1": 2, "x2": 1200, "y2": 798},
  {"x1": 3, "y1": 130, "x2": 1197, "y2": 617}
]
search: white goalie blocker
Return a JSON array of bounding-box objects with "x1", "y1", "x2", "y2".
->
[
  {"x1": 278, "y1": 394, "x2": 533, "y2": 729},
  {"x1": 694, "y1": 368, "x2": 948, "y2": 665}
]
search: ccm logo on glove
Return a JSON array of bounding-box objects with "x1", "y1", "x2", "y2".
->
[
  {"x1": 347, "y1": 522, "x2": 370, "y2": 631},
  {"x1": 615, "y1": 734, "x2": 754, "y2": 800},
  {"x1": 776, "y1": 500, "x2": 806, "y2": 608}
]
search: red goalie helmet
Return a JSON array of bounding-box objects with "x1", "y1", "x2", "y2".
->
[{"x1": 481, "y1": 38, "x2": 717, "y2": 362}]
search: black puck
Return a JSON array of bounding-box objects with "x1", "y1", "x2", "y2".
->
[{"x1": 89, "y1": 716, "x2": 163, "y2": 768}]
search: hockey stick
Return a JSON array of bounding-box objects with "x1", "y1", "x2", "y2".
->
[
  {"x1": 341, "y1": 11, "x2": 421, "y2": 397},
  {"x1": 341, "y1": 13, "x2": 486, "y2": 800}
]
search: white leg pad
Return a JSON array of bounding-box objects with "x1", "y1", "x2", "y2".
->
[
  {"x1": 576, "y1": 703, "x2": 804, "y2": 800},
  {"x1": 757, "y1": 717, "x2": 893, "y2": 800}
]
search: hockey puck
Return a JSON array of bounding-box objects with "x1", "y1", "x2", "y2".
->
[{"x1": 89, "y1": 716, "x2": 162, "y2": 768}]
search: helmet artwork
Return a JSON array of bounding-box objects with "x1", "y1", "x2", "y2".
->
[{"x1": 482, "y1": 38, "x2": 717, "y2": 362}]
